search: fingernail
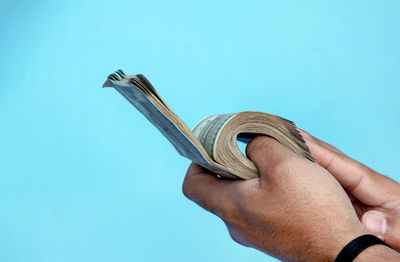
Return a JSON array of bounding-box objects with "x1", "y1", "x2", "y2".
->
[{"x1": 364, "y1": 211, "x2": 387, "y2": 238}]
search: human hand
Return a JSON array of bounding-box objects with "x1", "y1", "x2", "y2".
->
[
  {"x1": 183, "y1": 136, "x2": 369, "y2": 261},
  {"x1": 299, "y1": 129, "x2": 400, "y2": 251}
]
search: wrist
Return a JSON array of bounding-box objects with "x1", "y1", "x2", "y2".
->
[
  {"x1": 335, "y1": 234, "x2": 393, "y2": 261},
  {"x1": 354, "y1": 244, "x2": 400, "y2": 261},
  {"x1": 325, "y1": 225, "x2": 368, "y2": 261},
  {"x1": 302, "y1": 223, "x2": 368, "y2": 261}
]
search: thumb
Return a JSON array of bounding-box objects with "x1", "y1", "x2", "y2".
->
[
  {"x1": 298, "y1": 129, "x2": 400, "y2": 207},
  {"x1": 361, "y1": 210, "x2": 400, "y2": 250},
  {"x1": 361, "y1": 211, "x2": 387, "y2": 239}
]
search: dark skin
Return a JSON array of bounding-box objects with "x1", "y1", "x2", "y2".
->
[
  {"x1": 182, "y1": 132, "x2": 400, "y2": 261},
  {"x1": 299, "y1": 129, "x2": 400, "y2": 250}
]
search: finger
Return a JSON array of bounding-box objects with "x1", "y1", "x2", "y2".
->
[
  {"x1": 298, "y1": 128, "x2": 341, "y2": 154},
  {"x1": 245, "y1": 135, "x2": 298, "y2": 181},
  {"x1": 182, "y1": 163, "x2": 233, "y2": 217},
  {"x1": 300, "y1": 131, "x2": 400, "y2": 206},
  {"x1": 361, "y1": 210, "x2": 400, "y2": 250},
  {"x1": 346, "y1": 190, "x2": 369, "y2": 218}
]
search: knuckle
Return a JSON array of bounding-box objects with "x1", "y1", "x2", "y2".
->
[
  {"x1": 218, "y1": 208, "x2": 233, "y2": 223},
  {"x1": 182, "y1": 179, "x2": 194, "y2": 199},
  {"x1": 228, "y1": 230, "x2": 241, "y2": 244},
  {"x1": 218, "y1": 200, "x2": 240, "y2": 225},
  {"x1": 226, "y1": 225, "x2": 249, "y2": 247},
  {"x1": 269, "y1": 155, "x2": 299, "y2": 175},
  {"x1": 246, "y1": 136, "x2": 275, "y2": 158}
]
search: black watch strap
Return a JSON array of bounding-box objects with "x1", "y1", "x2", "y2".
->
[{"x1": 335, "y1": 234, "x2": 391, "y2": 262}]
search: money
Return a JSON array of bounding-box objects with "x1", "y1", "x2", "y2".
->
[{"x1": 104, "y1": 70, "x2": 314, "y2": 179}]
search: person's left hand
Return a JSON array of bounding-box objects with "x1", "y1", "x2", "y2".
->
[{"x1": 298, "y1": 129, "x2": 400, "y2": 250}]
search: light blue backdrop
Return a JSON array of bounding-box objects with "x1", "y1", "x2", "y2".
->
[{"x1": 1, "y1": 1, "x2": 399, "y2": 261}]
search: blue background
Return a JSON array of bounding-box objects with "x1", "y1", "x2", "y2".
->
[{"x1": 1, "y1": 1, "x2": 399, "y2": 261}]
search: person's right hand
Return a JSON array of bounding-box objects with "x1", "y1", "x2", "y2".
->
[
  {"x1": 183, "y1": 136, "x2": 370, "y2": 261},
  {"x1": 299, "y1": 129, "x2": 400, "y2": 250}
]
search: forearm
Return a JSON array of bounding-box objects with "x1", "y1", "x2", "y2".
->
[{"x1": 355, "y1": 245, "x2": 400, "y2": 261}]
